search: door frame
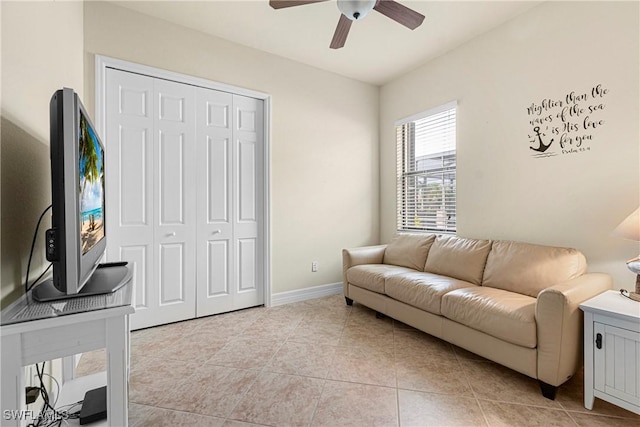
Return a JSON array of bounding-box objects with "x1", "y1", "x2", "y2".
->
[{"x1": 94, "y1": 55, "x2": 272, "y2": 308}]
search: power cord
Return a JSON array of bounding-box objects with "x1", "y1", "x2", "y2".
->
[
  {"x1": 620, "y1": 288, "x2": 640, "y2": 302},
  {"x1": 36, "y1": 372, "x2": 60, "y2": 409},
  {"x1": 27, "y1": 264, "x2": 53, "y2": 293},
  {"x1": 25, "y1": 205, "x2": 53, "y2": 294},
  {"x1": 27, "y1": 362, "x2": 82, "y2": 427}
]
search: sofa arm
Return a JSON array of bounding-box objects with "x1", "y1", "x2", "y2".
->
[
  {"x1": 342, "y1": 245, "x2": 387, "y2": 297},
  {"x1": 536, "y1": 272, "x2": 612, "y2": 386}
]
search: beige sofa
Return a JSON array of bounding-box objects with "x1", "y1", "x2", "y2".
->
[{"x1": 342, "y1": 234, "x2": 612, "y2": 399}]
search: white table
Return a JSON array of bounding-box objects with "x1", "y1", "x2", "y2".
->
[
  {"x1": 580, "y1": 290, "x2": 640, "y2": 415},
  {"x1": 1, "y1": 270, "x2": 133, "y2": 426}
]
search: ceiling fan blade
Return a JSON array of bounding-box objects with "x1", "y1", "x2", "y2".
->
[
  {"x1": 330, "y1": 14, "x2": 352, "y2": 49},
  {"x1": 269, "y1": 0, "x2": 329, "y2": 9},
  {"x1": 374, "y1": 0, "x2": 425, "y2": 30}
]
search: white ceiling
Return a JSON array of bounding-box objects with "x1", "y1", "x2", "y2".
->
[{"x1": 111, "y1": 0, "x2": 542, "y2": 85}]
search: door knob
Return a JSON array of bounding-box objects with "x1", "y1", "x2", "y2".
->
[
  {"x1": 167, "y1": 232, "x2": 176, "y2": 237},
  {"x1": 212, "y1": 229, "x2": 221, "y2": 234}
]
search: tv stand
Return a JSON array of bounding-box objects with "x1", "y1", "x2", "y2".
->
[
  {"x1": 32, "y1": 264, "x2": 132, "y2": 302},
  {"x1": 1, "y1": 270, "x2": 133, "y2": 426}
]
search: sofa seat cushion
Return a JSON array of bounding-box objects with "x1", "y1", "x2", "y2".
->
[
  {"x1": 385, "y1": 272, "x2": 478, "y2": 315},
  {"x1": 441, "y1": 287, "x2": 537, "y2": 348},
  {"x1": 347, "y1": 264, "x2": 417, "y2": 294},
  {"x1": 424, "y1": 235, "x2": 492, "y2": 285},
  {"x1": 482, "y1": 240, "x2": 587, "y2": 298},
  {"x1": 383, "y1": 233, "x2": 437, "y2": 271}
]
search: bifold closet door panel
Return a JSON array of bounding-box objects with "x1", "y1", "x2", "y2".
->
[
  {"x1": 232, "y1": 94, "x2": 264, "y2": 311},
  {"x1": 105, "y1": 69, "x2": 157, "y2": 329},
  {"x1": 152, "y1": 78, "x2": 197, "y2": 325},
  {"x1": 195, "y1": 88, "x2": 235, "y2": 316}
]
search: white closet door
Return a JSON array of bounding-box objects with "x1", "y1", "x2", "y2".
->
[
  {"x1": 195, "y1": 89, "x2": 234, "y2": 315},
  {"x1": 233, "y1": 95, "x2": 264, "y2": 310},
  {"x1": 106, "y1": 69, "x2": 197, "y2": 329},
  {"x1": 196, "y1": 91, "x2": 264, "y2": 316},
  {"x1": 105, "y1": 65, "x2": 265, "y2": 328},
  {"x1": 153, "y1": 79, "x2": 197, "y2": 326},
  {"x1": 105, "y1": 69, "x2": 156, "y2": 329}
]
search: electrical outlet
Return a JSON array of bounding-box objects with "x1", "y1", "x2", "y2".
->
[{"x1": 311, "y1": 261, "x2": 318, "y2": 272}]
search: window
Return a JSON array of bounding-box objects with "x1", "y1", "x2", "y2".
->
[{"x1": 396, "y1": 101, "x2": 457, "y2": 233}]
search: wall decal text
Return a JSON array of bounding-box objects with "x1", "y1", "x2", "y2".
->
[{"x1": 527, "y1": 84, "x2": 609, "y2": 158}]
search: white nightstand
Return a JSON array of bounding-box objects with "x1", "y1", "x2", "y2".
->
[{"x1": 580, "y1": 290, "x2": 640, "y2": 415}]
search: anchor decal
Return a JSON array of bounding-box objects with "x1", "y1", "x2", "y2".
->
[{"x1": 529, "y1": 126, "x2": 553, "y2": 153}]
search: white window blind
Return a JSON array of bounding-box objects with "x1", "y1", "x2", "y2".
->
[{"x1": 396, "y1": 102, "x2": 457, "y2": 233}]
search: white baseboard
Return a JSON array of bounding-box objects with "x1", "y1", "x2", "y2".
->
[{"x1": 270, "y1": 282, "x2": 343, "y2": 306}]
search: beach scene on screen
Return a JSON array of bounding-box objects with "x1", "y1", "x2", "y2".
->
[{"x1": 79, "y1": 112, "x2": 105, "y2": 254}]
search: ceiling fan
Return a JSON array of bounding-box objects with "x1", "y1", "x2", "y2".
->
[{"x1": 269, "y1": 0, "x2": 425, "y2": 49}]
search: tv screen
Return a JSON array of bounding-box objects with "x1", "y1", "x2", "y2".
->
[
  {"x1": 78, "y1": 111, "x2": 105, "y2": 255},
  {"x1": 32, "y1": 87, "x2": 128, "y2": 302}
]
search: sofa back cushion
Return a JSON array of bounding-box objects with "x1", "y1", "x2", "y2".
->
[
  {"x1": 423, "y1": 235, "x2": 492, "y2": 285},
  {"x1": 482, "y1": 240, "x2": 588, "y2": 298},
  {"x1": 383, "y1": 234, "x2": 436, "y2": 271}
]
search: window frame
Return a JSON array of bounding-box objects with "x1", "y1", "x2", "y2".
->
[{"x1": 395, "y1": 101, "x2": 457, "y2": 234}]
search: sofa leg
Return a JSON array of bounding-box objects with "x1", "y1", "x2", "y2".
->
[
  {"x1": 539, "y1": 381, "x2": 557, "y2": 400},
  {"x1": 345, "y1": 297, "x2": 353, "y2": 306}
]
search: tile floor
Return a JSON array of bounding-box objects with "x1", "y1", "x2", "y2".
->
[{"x1": 76, "y1": 294, "x2": 640, "y2": 426}]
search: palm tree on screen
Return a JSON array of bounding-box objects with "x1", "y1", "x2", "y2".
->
[{"x1": 79, "y1": 117, "x2": 99, "y2": 194}]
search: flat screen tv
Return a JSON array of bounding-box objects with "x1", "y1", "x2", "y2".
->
[{"x1": 32, "y1": 88, "x2": 128, "y2": 302}]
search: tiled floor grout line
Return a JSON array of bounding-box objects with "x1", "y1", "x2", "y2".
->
[
  {"x1": 566, "y1": 409, "x2": 639, "y2": 421},
  {"x1": 213, "y1": 309, "x2": 301, "y2": 427},
  {"x1": 255, "y1": 307, "x2": 337, "y2": 427},
  {"x1": 452, "y1": 346, "x2": 491, "y2": 427},
  {"x1": 307, "y1": 374, "x2": 329, "y2": 427},
  {"x1": 317, "y1": 302, "x2": 354, "y2": 426},
  {"x1": 393, "y1": 322, "x2": 402, "y2": 427},
  {"x1": 306, "y1": 301, "x2": 352, "y2": 427},
  {"x1": 563, "y1": 408, "x2": 583, "y2": 427},
  {"x1": 221, "y1": 366, "x2": 262, "y2": 423}
]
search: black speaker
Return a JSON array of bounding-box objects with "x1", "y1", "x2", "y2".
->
[{"x1": 79, "y1": 386, "x2": 107, "y2": 425}]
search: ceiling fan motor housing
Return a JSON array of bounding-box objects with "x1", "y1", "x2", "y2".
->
[{"x1": 337, "y1": 0, "x2": 377, "y2": 20}]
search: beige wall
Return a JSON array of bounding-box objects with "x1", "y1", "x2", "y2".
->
[
  {"x1": 1, "y1": 1, "x2": 84, "y2": 307},
  {"x1": 380, "y1": 1, "x2": 640, "y2": 288},
  {"x1": 83, "y1": 1, "x2": 380, "y2": 294}
]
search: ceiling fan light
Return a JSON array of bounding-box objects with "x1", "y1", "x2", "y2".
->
[{"x1": 337, "y1": 0, "x2": 376, "y2": 21}]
